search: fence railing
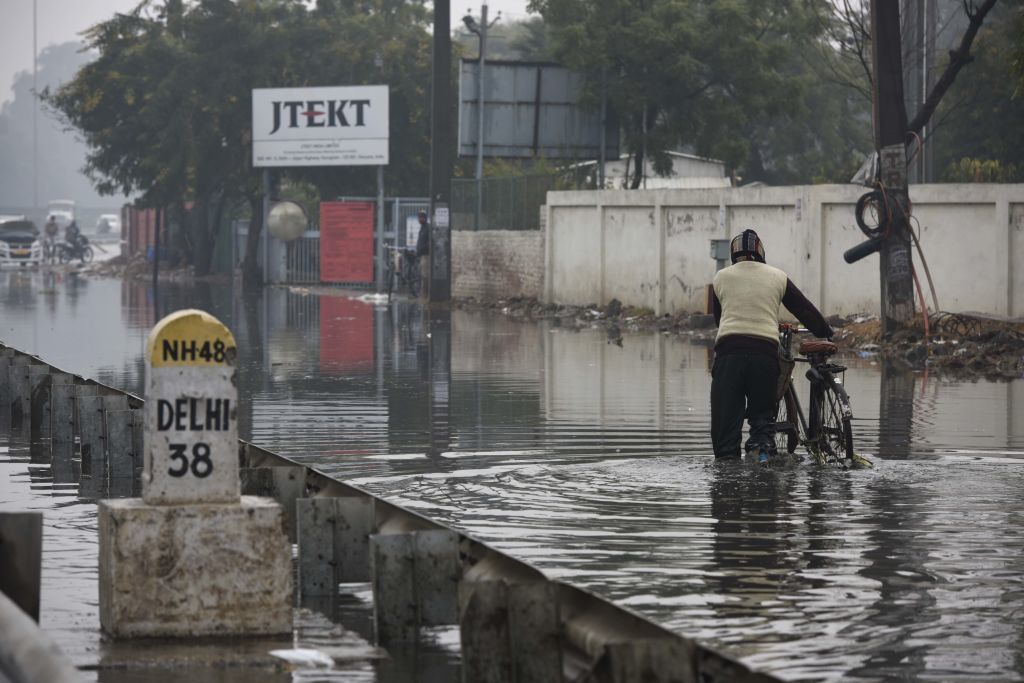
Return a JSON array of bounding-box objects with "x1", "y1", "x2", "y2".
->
[{"x1": 451, "y1": 173, "x2": 584, "y2": 231}]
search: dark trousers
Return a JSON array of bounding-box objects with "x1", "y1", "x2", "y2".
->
[{"x1": 710, "y1": 353, "x2": 780, "y2": 458}]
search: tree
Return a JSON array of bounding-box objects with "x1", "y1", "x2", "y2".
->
[
  {"x1": 933, "y1": 3, "x2": 1024, "y2": 181},
  {"x1": 45, "y1": 0, "x2": 434, "y2": 281},
  {"x1": 529, "y1": 0, "x2": 836, "y2": 187}
]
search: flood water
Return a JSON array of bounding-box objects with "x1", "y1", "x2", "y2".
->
[{"x1": 2, "y1": 269, "x2": 1023, "y2": 682}]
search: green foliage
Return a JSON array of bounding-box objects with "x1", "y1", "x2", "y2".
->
[
  {"x1": 528, "y1": 0, "x2": 865, "y2": 185},
  {"x1": 934, "y1": 6, "x2": 1024, "y2": 182},
  {"x1": 942, "y1": 157, "x2": 1020, "y2": 183},
  {"x1": 44, "y1": 0, "x2": 433, "y2": 274}
]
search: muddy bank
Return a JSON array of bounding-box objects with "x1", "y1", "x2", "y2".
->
[
  {"x1": 454, "y1": 297, "x2": 1024, "y2": 381},
  {"x1": 83, "y1": 253, "x2": 229, "y2": 283}
]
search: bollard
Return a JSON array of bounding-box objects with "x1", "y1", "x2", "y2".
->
[
  {"x1": 368, "y1": 528, "x2": 461, "y2": 644},
  {"x1": 28, "y1": 366, "x2": 51, "y2": 444},
  {"x1": 98, "y1": 309, "x2": 292, "y2": 638},
  {"x1": 296, "y1": 495, "x2": 375, "y2": 599},
  {"x1": 370, "y1": 533, "x2": 417, "y2": 643},
  {"x1": 131, "y1": 408, "x2": 144, "y2": 492},
  {"x1": 106, "y1": 409, "x2": 134, "y2": 498},
  {"x1": 298, "y1": 497, "x2": 338, "y2": 598},
  {"x1": 78, "y1": 394, "x2": 106, "y2": 498},
  {"x1": 413, "y1": 529, "x2": 460, "y2": 626},
  {"x1": 9, "y1": 356, "x2": 31, "y2": 425},
  {"x1": 0, "y1": 512, "x2": 43, "y2": 623},
  {"x1": 0, "y1": 348, "x2": 13, "y2": 406},
  {"x1": 459, "y1": 580, "x2": 563, "y2": 683},
  {"x1": 50, "y1": 382, "x2": 76, "y2": 483},
  {"x1": 460, "y1": 580, "x2": 513, "y2": 682}
]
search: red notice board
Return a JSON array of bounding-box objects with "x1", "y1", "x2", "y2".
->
[
  {"x1": 320, "y1": 201, "x2": 374, "y2": 283},
  {"x1": 319, "y1": 296, "x2": 374, "y2": 373}
]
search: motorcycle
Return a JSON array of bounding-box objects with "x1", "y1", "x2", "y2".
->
[{"x1": 58, "y1": 234, "x2": 94, "y2": 264}]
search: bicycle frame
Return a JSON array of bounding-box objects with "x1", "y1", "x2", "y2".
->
[{"x1": 775, "y1": 324, "x2": 867, "y2": 467}]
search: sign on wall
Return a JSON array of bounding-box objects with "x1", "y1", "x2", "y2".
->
[
  {"x1": 252, "y1": 86, "x2": 389, "y2": 167},
  {"x1": 320, "y1": 201, "x2": 375, "y2": 283}
]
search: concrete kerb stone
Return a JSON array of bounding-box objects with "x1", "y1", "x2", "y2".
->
[
  {"x1": 240, "y1": 465, "x2": 304, "y2": 542},
  {"x1": 298, "y1": 497, "x2": 337, "y2": 597},
  {"x1": 28, "y1": 365, "x2": 52, "y2": 449},
  {"x1": 370, "y1": 533, "x2": 418, "y2": 643}
]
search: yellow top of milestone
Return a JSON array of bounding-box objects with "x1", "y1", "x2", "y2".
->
[{"x1": 146, "y1": 309, "x2": 237, "y2": 368}]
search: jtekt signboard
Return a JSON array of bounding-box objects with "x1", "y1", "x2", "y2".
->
[{"x1": 253, "y1": 85, "x2": 389, "y2": 167}]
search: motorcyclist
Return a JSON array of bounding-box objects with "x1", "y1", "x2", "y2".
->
[{"x1": 65, "y1": 220, "x2": 82, "y2": 248}]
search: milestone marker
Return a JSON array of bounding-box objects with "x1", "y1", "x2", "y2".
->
[
  {"x1": 142, "y1": 309, "x2": 239, "y2": 505},
  {"x1": 99, "y1": 309, "x2": 292, "y2": 638}
]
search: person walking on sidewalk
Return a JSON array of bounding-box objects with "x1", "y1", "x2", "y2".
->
[{"x1": 710, "y1": 229, "x2": 834, "y2": 465}]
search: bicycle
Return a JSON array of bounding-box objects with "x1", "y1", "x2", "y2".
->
[
  {"x1": 384, "y1": 244, "x2": 421, "y2": 300},
  {"x1": 773, "y1": 324, "x2": 873, "y2": 469}
]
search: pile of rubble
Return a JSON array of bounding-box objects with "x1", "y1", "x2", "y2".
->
[
  {"x1": 457, "y1": 298, "x2": 1024, "y2": 380},
  {"x1": 834, "y1": 312, "x2": 1024, "y2": 380}
]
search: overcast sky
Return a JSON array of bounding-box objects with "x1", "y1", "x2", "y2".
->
[{"x1": 0, "y1": 0, "x2": 534, "y2": 106}]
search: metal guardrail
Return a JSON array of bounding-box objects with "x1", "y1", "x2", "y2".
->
[{"x1": 0, "y1": 340, "x2": 782, "y2": 683}]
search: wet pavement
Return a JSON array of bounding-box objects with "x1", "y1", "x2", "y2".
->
[{"x1": 1, "y1": 269, "x2": 1023, "y2": 682}]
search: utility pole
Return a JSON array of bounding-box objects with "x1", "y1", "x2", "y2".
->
[
  {"x1": 428, "y1": 0, "x2": 453, "y2": 302},
  {"x1": 463, "y1": 4, "x2": 499, "y2": 232},
  {"x1": 32, "y1": 0, "x2": 38, "y2": 221},
  {"x1": 872, "y1": 0, "x2": 916, "y2": 336}
]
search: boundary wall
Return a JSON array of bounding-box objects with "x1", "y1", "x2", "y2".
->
[{"x1": 543, "y1": 183, "x2": 1024, "y2": 317}]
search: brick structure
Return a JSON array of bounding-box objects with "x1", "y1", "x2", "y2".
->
[{"x1": 452, "y1": 227, "x2": 545, "y2": 301}]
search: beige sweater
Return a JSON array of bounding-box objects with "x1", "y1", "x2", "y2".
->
[{"x1": 713, "y1": 261, "x2": 788, "y2": 344}]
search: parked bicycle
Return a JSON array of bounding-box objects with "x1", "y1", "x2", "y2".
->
[
  {"x1": 773, "y1": 323, "x2": 872, "y2": 469},
  {"x1": 384, "y1": 244, "x2": 420, "y2": 300}
]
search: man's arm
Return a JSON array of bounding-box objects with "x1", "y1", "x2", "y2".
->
[
  {"x1": 782, "y1": 280, "x2": 834, "y2": 338},
  {"x1": 712, "y1": 288, "x2": 722, "y2": 326}
]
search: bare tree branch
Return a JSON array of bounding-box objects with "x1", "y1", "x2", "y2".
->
[{"x1": 907, "y1": 0, "x2": 999, "y2": 136}]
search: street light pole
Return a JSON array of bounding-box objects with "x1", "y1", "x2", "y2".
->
[{"x1": 475, "y1": 3, "x2": 487, "y2": 232}]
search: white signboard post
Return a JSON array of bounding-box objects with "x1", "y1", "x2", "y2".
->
[{"x1": 252, "y1": 85, "x2": 389, "y2": 167}]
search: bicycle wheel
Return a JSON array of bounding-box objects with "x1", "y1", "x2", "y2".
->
[
  {"x1": 385, "y1": 263, "x2": 396, "y2": 302},
  {"x1": 810, "y1": 379, "x2": 854, "y2": 466},
  {"x1": 774, "y1": 385, "x2": 800, "y2": 455},
  {"x1": 405, "y1": 259, "x2": 420, "y2": 297}
]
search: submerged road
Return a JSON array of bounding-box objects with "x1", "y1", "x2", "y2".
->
[{"x1": 1, "y1": 270, "x2": 1023, "y2": 682}]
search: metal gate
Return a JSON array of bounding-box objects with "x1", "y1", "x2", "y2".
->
[{"x1": 232, "y1": 198, "x2": 429, "y2": 285}]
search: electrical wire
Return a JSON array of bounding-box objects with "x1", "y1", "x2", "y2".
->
[
  {"x1": 909, "y1": 216, "x2": 940, "y2": 313},
  {"x1": 911, "y1": 262, "x2": 931, "y2": 354}
]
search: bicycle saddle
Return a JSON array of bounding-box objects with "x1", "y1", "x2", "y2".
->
[{"x1": 799, "y1": 339, "x2": 838, "y2": 356}]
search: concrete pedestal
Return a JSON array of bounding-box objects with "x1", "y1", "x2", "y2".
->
[{"x1": 98, "y1": 496, "x2": 292, "y2": 638}]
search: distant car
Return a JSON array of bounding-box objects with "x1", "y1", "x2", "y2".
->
[
  {"x1": 95, "y1": 213, "x2": 121, "y2": 235},
  {"x1": 0, "y1": 216, "x2": 42, "y2": 266}
]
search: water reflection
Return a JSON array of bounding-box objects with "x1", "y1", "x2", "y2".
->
[{"x1": 1, "y1": 270, "x2": 1023, "y2": 681}]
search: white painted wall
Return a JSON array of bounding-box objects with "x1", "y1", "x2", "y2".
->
[{"x1": 544, "y1": 183, "x2": 1024, "y2": 317}]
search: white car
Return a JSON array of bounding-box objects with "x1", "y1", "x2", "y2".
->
[
  {"x1": 0, "y1": 216, "x2": 43, "y2": 266},
  {"x1": 95, "y1": 213, "x2": 121, "y2": 235}
]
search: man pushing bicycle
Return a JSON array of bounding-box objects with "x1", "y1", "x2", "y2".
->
[{"x1": 710, "y1": 229, "x2": 833, "y2": 465}]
